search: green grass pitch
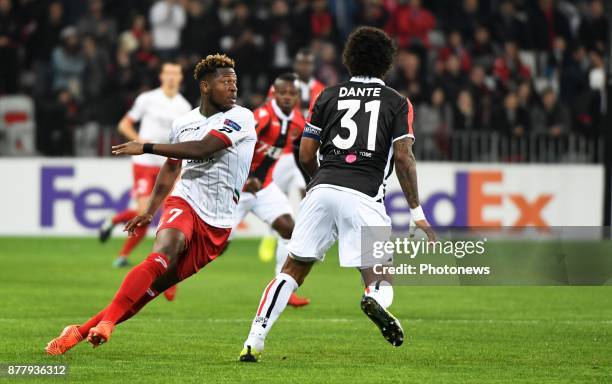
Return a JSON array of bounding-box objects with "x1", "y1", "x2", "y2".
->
[{"x1": 0, "y1": 237, "x2": 610, "y2": 383}]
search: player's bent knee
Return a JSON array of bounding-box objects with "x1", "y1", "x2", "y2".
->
[
  {"x1": 280, "y1": 256, "x2": 313, "y2": 286},
  {"x1": 272, "y1": 214, "x2": 294, "y2": 240}
]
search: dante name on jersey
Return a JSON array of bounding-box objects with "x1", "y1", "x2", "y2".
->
[{"x1": 305, "y1": 77, "x2": 414, "y2": 200}]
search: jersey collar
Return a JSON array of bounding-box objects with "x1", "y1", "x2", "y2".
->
[
  {"x1": 271, "y1": 99, "x2": 294, "y2": 121},
  {"x1": 350, "y1": 76, "x2": 385, "y2": 85}
]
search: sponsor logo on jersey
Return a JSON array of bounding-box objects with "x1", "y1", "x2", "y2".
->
[
  {"x1": 179, "y1": 126, "x2": 200, "y2": 135},
  {"x1": 223, "y1": 119, "x2": 242, "y2": 132},
  {"x1": 187, "y1": 156, "x2": 213, "y2": 164}
]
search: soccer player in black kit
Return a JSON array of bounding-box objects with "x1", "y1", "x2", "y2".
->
[{"x1": 239, "y1": 27, "x2": 436, "y2": 362}]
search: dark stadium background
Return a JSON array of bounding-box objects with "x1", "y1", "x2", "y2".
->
[{"x1": 3, "y1": 0, "x2": 610, "y2": 224}]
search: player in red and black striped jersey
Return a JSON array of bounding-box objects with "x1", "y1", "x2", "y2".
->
[
  {"x1": 234, "y1": 73, "x2": 310, "y2": 307},
  {"x1": 250, "y1": 74, "x2": 306, "y2": 189}
]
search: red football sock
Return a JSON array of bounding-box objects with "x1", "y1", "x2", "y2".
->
[
  {"x1": 112, "y1": 209, "x2": 138, "y2": 225},
  {"x1": 78, "y1": 308, "x2": 106, "y2": 338},
  {"x1": 101, "y1": 253, "x2": 169, "y2": 325},
  {"x1": 118, "y1": 224, "x2": 148, "y2": 258},
  {"x1": 77, "y1": 290, "x2": 159, "y2": 338},
  {"x1": 116, "y1": 289, "x2": 158, "y2": 324}
]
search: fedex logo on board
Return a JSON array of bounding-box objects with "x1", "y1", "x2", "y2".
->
[
  {"x1": 385, "y1": 170, "x2": 553, "y2": 230},
  {"x1": 40, "y1": 166, "x2": 159, "y2": 229}
]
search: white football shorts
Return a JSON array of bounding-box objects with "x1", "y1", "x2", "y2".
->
[
  {"x1": 234, "y1": 182, "x2": 293, "y2": 227},
  {"x1": 287, "y1": 185, "x2": 392, "y2": 267}
]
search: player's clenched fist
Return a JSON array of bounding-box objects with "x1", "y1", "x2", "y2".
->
[
  {"x1": 112, "y1": 141, "x2": 144, "y2": 156},
  {"x1": 124, "y1": 213, "x2": 153, "y2": 237}
]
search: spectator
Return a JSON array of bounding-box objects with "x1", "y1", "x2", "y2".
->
[
  {"x1": 82, "y1": 35, "x2": 110, "y2": 102},
  {"x1": 489, "y1": 0, "x2": 529, "y2": 47},
  {"x1": 446, "y1": 0, "x2": 484, "y2": 40},
  {"x1": 0, "y1": 0, "x2": 19, "y2": 94},
  {"x1": 77, "y1": 0, "x2": 117, "y2": 51},
  {"x1": 29, "y1": 1, "x2": 65, "y2": 66},
  {"x1": 546, "y1": 36, "x2": 569, "y2": 77},
  {"x1": 560, "y1": 45, "x2": 589, "y2": 105},
  {"x1": 181, "y1": 0, "x2": 220, "y2": 58},
  {"x1": 466, "y1": 65, "x2": 492, "y2": 127},
  {"x1": 354, "y1": 0, "x2": 388, "y2": 29},
  {"x1": 149, "y1": 0, "x2": 186, "y2": 58},
  {"x1": 438, "y1": 30, "x2": 472, "y2": 73},
  {"x1": 454, "y1": 89, "x2": 481, "y2": 131},
  {"x1": 51, "y1": 27, "x2": 85, "y2": 98},
  {"x1": 493, "y1": 40, "x2": 532, "y2": 92},
  {"x1": 131, "y1": 32, "x2": 159, "y2": 89},
  {"x1": 385, "y1": 0, "x2": 436, "y2": 48},
  {"x1": 416, "y1": 86, "x2": 453, "y2": 158},
  {"x1": 516, "y1": 80, "x2": 539, "y2": 112},
  {"x1": 107, "y1": 47, "x2": 140, "y2": 118},
  {"x1": 309, "y1": 0, "x2": 340, "y2": 43},
  {"x1": 224, "y1": 2, "x2": 265, "y2": 95},
  {"x1": 388, "y1": 48, "x2": 427, "y2": 104},
  {"x1": 578, "y1": 0, "x2": 609, "y2": 53},
  {"x1": 118, "y1": 14, "x2": 147, "y2": 54},
  {"x1": 492, "y1": 92, "x2": 531, "y2": 138},
  {"x1": 529, "y1": 0, "x2": 573, "y2": 51},
  {"x1": 535, "y1": 88, "x2": 570, "y2": 137},
  {"x1": 585, "y1": 49, "x2": 606, "y2": 135},
  {"x1": 436, "y1": 54, "x2": 468, "y2": 103},
  {"x1": 36, "y1": 89, "x2": 79, "y2": 156},
  {"x1": 469, "y1": 25, "x2": 497, "y2": 70},
  {"x1": 264, "y1": 0, "x2": 294, "y2": 75}
]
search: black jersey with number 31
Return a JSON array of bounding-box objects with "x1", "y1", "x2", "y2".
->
[{"x1": 303, "y1": 77, "x2": 414, "y2": 200}]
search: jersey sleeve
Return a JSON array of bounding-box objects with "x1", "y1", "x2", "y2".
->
[
  {"x1": 391, "y1": 97, "x2": 415, "y2": 142},
  {"x1": 209, "y1": 107, "x2": 256, "y2": 147},
  {"x1": 302, "y1": 92, "x2": 325, "y2": 141},
  {"x1": 126, "y1": 93, "x2": 148, "y2": 122}
]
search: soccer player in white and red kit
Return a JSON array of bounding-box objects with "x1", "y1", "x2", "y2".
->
[
  {"x1": 45, "y1": 55, "x2": 256, "y2": 355},
  {"x1": 99, "y1": 62, "x2": 191, "y2": 269}
]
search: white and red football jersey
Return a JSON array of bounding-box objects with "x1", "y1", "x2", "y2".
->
[
  {"x1": 169, "y1": 106, "x2": 257, "y2": 228},
  {"x1": 127, "y1": 87, "x2": 192, "y2": 167}
]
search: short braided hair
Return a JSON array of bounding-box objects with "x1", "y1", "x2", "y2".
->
[{"x1": 193, "y1": 54, "x2": 235, "y2": 81}]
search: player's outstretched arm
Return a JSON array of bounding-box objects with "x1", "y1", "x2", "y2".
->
[
  {"x1": 124, "y1": 159, "x2": 181, "y2": 236},
  {"x1": 298, "y1": 137, "x2": 320, "y2": 177},
  {"x1": 112, "y1": 133, "x2": 229, "y2": 160},
  {"x1": 393, "y1": 137, "x2": 436, "y2": 242}
]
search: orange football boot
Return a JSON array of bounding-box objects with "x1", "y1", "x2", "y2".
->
[
  {"x1": 45, "y1": 325, "x2": 83, "y2": 355},
  {"x1": 163, "y1": 285, "x2": 177, "y2": 301},
  {"x1": 87, "y1": 321, "x2": 114, "y2": 347},
  {"x1": 288, "y1": 293, "x2": 310, "y2": 307}
]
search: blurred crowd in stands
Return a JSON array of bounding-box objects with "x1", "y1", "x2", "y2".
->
[{"x1": 0, "y1": 0, "x2": 609, "y2": 159}]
